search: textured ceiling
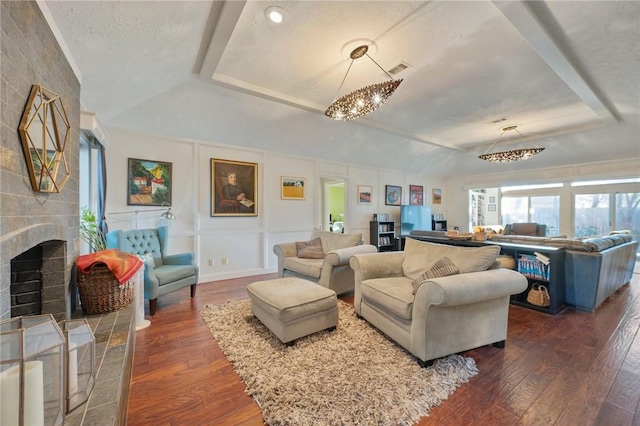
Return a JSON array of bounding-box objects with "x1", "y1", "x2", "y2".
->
[{"x1": 44, "y1": 0, "x2": 640, "y2": 177}]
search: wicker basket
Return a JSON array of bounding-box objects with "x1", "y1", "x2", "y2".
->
[{"x1": 77, "y1": 264, "x2": 134, "y2": 315}]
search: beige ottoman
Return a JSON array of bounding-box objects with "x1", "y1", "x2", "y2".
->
[{"x1": 246, "y1": 277, "x2": 338, "y2": 344}]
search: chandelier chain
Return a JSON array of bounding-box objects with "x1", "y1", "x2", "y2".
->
[{"x1": 333, "y1": 59, "x2": 356, "y2": 102}]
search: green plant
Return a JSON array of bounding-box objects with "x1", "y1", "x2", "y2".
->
[{"x1": 80, "y1": 207, "x2": 106, "y2": 252}]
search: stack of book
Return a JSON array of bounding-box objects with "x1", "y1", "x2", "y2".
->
[{"x1": 517, "y1": 253, "x2": 550, "y2": 280}]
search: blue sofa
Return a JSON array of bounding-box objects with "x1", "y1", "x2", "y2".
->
[{"x1": 564, "y1": 236, "x2": 638, "y2": 312}]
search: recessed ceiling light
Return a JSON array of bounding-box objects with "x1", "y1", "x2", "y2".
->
[{"x1": 266, "y1": 6, "x2": 284, "y2": 24}]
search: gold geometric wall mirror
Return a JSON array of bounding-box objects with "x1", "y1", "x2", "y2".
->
[{"x1": 18, "y1": 85, "x2": 72, "y2": 193}]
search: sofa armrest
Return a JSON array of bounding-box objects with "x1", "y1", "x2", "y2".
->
[
  {"x1": 350, "y1": 251, "x2": 405, "y2": 280},
  {"x1": 409, "y1": 268, "x2": 527, "y2": 361},
  {"x1": 273, "y1": 242, "x2": 298, "y2": 277},
  {"x1": 413, "y1": 268, "x2": 527, "y2": 308},
  {"x1": 273, "y1": 242, "x2": 297, "y2": 258},
  {"x1": 324, "y1": 244, "x2": 378, "y2": 266},
  {"x1": 350, "y1": 251, "x2": 405, "y2": 313},
  {"x1": 163, "y1": 253, "x2": 195, "y2": 265}
]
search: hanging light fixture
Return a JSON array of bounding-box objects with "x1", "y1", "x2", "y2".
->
[
  {"x1": 478, "y1": 125, "x2": 545, "y2": 163},
  {"x1": 325, "y1": 45, "x2": 402, "y2": 121}
]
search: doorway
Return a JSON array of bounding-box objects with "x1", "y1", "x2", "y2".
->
[{"x1": 322, "y1": 178, "x2": 346, "y2": 232}]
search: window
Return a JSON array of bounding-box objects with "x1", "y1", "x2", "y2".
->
[
  {"x1": 501, "y1": 195, "x2": 560, "y2": 236},
  {"x1": 574, "y1": 194, "x2": 610, "y2": 237},
  {"x1": 530, "y1": 196, "x2": 560, "y2": 236},
  {"x1": 501, "y1": 197, "x2": 528, "y2": 224},
  {"x1": 615, "y1": 192, "x2": 640, "y2": 245}
]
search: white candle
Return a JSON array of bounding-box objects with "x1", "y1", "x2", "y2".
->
[
  {"x1": 68, "y1": 342, "x2": 78, "y2": 407},
  {"x1": 0, "y1": 360, "x2": 44, "y2": 426}
]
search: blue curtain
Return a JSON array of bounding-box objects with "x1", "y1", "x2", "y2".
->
[{"x1": 96, "y1": 143, "x2": 108, "y2": 237}]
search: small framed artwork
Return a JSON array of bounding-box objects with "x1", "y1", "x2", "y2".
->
[
  {"x1": 409, "y1": 185, "x2": 424, "y2": 206},
  {"x1": 211, "y1": 158, "x2": 257, "y2": 217},
  {"x1": 281, "y1": 176, "x2": 305, "y2": 200},
  {"x1": 357, "y1": 185, "x2": 372, "y2": 204},
  {"x1": 488, "y1": 204, "x2": 496, "y2": 211},
  {"x1": 127, "y1": 158, "x2": 172, "y2": 206},
  {"x1": 385, "y1": 185, "x2": 402, "y2": 206},
  {"x1": 432, "y1": 188, "x2": 442, "y2": 205},
  {"x1": 489, "y1": 196, "x2": 496, "y2": 203}
]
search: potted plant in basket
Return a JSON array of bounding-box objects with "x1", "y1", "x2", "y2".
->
[{"x1": 77, "y1": 208, "x2": 136, "y2": 314}]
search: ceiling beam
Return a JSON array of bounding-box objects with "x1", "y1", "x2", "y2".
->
[
  {"x1": 493, "y1": 0, "x2": 621, "y2": 125},
  {"x1": 199, "y1": 0, "x2": 247, "y2": 81},
  {"x1": 197, "y1": 0, "x2": 463, "y2": 151}
]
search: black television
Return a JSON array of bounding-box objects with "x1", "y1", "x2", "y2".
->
[{"x1": 400, "y1": 205, "x2": 432, "y2": 236}]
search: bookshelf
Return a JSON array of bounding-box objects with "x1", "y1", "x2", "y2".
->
[
  {"x1": 370, "y1": 221, "x2": 396, "y2": 252},
  {"x1": 497, "y1": 243, "x2": 565, "y2": 315}
]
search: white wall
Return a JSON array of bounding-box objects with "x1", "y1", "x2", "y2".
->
[
  {"x1": 104, "y1": 128, "x2": 432, "y2": 283},
  {"x1": 105, "y1": 128, "x2": 639, "y2": 282}
]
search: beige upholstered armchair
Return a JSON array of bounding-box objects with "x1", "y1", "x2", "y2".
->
[
  {"x1": 350, "y1": 237, "x2": 527, "y2": 366},
  {"x1": 273, "y1": 230, "x2": 377, "y2": 295}
]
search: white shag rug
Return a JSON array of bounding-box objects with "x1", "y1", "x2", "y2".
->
[{"x1": 201, "y1": 299, "x2": 478, "y2": 426}]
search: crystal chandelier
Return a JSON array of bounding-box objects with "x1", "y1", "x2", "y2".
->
[
  {"x1": 478, "y1": 125, "x2": 545, "y2": 163},
  {"x1": 325, "y1": 45, "x2": 402, "y2": 121}
]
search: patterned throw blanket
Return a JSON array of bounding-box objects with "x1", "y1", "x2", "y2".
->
[{"x1": 77, "y1": 249, "x2": 143, "y2": 284}]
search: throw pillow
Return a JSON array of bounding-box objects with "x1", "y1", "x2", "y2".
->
[
  {"x1": 411, "y1": 256, "x2": 459, "y2": 294},
  {"x1": 296, "y1": 238, "x2": 325, "y2": 259},
  {"x1": 136, "y1": 253, "x2": 154, "y2": 266}
]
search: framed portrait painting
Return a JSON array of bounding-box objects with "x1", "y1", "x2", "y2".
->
[
  {"x1": 281, "y1": 176, "x2": 305, "y2": 200},
  {"x1": 385, "y1": 185, "x2": 402, "y2": 206},
  {"x1": 127, "y1": 158, "x2": 172, "y2": 206},
  {"x1": 409, "y1": 185, "x2": 424, "y2": 206},
  {"x1": 211, "y1": 158, "x2": 257, "y2": 217},
  {"x1": 357, "y1": 185, "x2": 372, "y2": 205}
]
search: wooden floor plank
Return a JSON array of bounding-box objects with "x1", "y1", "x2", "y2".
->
[{"x1": 127, "y1": 264, "x2": 640, "y2": 425}]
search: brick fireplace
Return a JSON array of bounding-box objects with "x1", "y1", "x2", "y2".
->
[{"x1": 1, "y1": 1, "x2": 81, "y2": 321}]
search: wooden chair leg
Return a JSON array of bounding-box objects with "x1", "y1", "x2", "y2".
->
[
  {"x1": 149, "y1": 298, "x2": 158, "y2": 316},
  {"x1": 190, "y1": 284, "x2": 196, "y2": 298}
]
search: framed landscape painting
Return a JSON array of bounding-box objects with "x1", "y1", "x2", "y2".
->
[
  {"x1": 281, "y1": 176, "x2": 305, "y2": 200},
  {"x1": 385, "y1": 185, "x2": 402, "y2": 206},
  {"x1": 357, "y1": 185, "x2": 372, "y2": 205},
  {"x1": 211, "y1": 158, "x2": 258, "y2": 217},
  {"x1": 409, "y1": 185, "x2": 423, "y2": 206},
  {"x1": 432, "y1": 188, "x2": 442, "y2": 205},
  {"x1": 127, "y1": 158, "x2": 172, "y2": 206}
]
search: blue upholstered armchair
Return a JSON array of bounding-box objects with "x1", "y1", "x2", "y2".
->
[{"x1": 106, "y1": 226, "x2": 198, "y2": 315}]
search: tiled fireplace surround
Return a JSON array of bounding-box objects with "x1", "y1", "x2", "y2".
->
[
  {"x1": 1, "y1": 225, "x2": 71, "y2": 321},
  {"x1": 1, "y1": 3, "x2": 135, "y2": 424}
]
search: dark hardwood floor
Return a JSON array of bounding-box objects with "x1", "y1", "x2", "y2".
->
[{"x1": 128, "y1": 263, "x2": 640, "y2": 425}]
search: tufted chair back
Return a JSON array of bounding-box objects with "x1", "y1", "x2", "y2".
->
[{"x1": 113, "y1": 227, "x2": 167, "y2": 267}]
